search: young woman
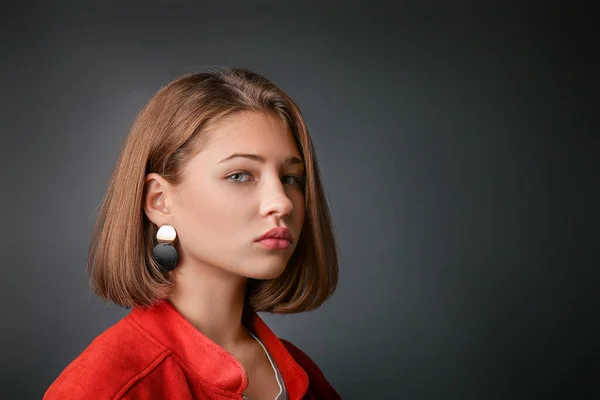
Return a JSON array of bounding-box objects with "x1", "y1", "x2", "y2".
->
[{"x1": 44, "y1": 68, "x2": 340, "y2": 400}]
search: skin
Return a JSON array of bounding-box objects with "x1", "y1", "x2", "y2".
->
[{"x1": 143, "y1": 111, "x2": 306, "y2": 400}]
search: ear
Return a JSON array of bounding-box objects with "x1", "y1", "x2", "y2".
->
[{"x1": 143, "y1": 173, "x2": 174, "y2": 227}]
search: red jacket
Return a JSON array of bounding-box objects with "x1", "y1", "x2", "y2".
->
[{"x1": 44, "y1": 300, "x2": 340, "y2": 399}]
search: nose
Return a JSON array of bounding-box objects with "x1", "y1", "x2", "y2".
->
[{"x1": 259, "y1": 178, "x2": 294, "y2": 220}]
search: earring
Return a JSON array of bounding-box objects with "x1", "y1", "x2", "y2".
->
[{"x1": 152, "y1": 225, "x2": 178, "y2": 271}]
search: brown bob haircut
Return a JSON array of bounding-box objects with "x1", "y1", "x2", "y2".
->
[{"x1": 88, "y1": 67, "x2": 338, "y2": 313}]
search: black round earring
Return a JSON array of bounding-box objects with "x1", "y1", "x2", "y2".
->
[{"x1": 152, "y1": 225, "x2": 178, "y2": 271}]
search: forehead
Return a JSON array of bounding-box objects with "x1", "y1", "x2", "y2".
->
[{"x1": 201, "y1": 111, "x2": 301, "y2": 162}]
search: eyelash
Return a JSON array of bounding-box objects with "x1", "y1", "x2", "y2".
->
[{"x1": 226, "y1": 171, "x2": 306, "y2": 187}]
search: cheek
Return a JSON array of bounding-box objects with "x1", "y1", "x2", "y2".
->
[{"x1": 174, "y1": 185, "x2": 253, "y2": 246}]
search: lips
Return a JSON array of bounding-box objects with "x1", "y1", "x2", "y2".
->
[{"x1": 256, "y1": 227, "x2": 293, "y2": 242}]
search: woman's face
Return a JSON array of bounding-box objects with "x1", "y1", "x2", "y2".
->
[{"x1": 169, "y1": 111, "x2": 306, "y2": 280}]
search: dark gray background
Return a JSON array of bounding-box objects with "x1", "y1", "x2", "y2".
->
[{"x1": 2, "y1": 1, "x2": 598, "y2": 399}]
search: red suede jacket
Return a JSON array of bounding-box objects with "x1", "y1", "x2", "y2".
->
[{"x1": 44, "y1": 300, "x2": 340, "y2": 399}]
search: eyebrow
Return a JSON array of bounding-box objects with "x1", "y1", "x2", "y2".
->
[{"x1": 217, "y1": 153, "x2": 304, "y2": 166}]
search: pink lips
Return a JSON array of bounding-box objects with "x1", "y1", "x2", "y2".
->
[
  {"x1": 256, "y1": 227, "x2": 293, "y2": 250},
  {"x1": 257, "y1": 238, "x2": 291, "y2": 250}
]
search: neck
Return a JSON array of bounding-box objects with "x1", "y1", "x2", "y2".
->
[{"x1": 168, "y1": 259, "x2": 249, "y2": 350}]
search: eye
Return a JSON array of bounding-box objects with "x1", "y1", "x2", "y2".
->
[
  {"x1": 227, "y1": 172, "x2": 253, "y2": 183},
  {"x1": 282, "y1": 175, "x2": 306, "y2": 187}
]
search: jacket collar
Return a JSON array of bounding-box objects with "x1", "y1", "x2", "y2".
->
[{"x1": 127, "y1": 299, "x2": 309, "y2": 399}]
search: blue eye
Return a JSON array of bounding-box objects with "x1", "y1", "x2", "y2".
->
[
  {"x1": 227, "y1": 172, "x2": 253, "y2": 183},
  {"x1": 227, "y1": 172, "x2": 305, "y2": 187}
]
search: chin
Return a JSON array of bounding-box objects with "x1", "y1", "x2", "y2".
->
[{"x1": 244, "y1": 262, "x2": 288, "y2": 280}]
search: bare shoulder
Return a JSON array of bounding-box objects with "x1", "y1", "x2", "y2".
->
[{"x1": 43, "y1": 316, "x2": 170, "y2": 400}]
